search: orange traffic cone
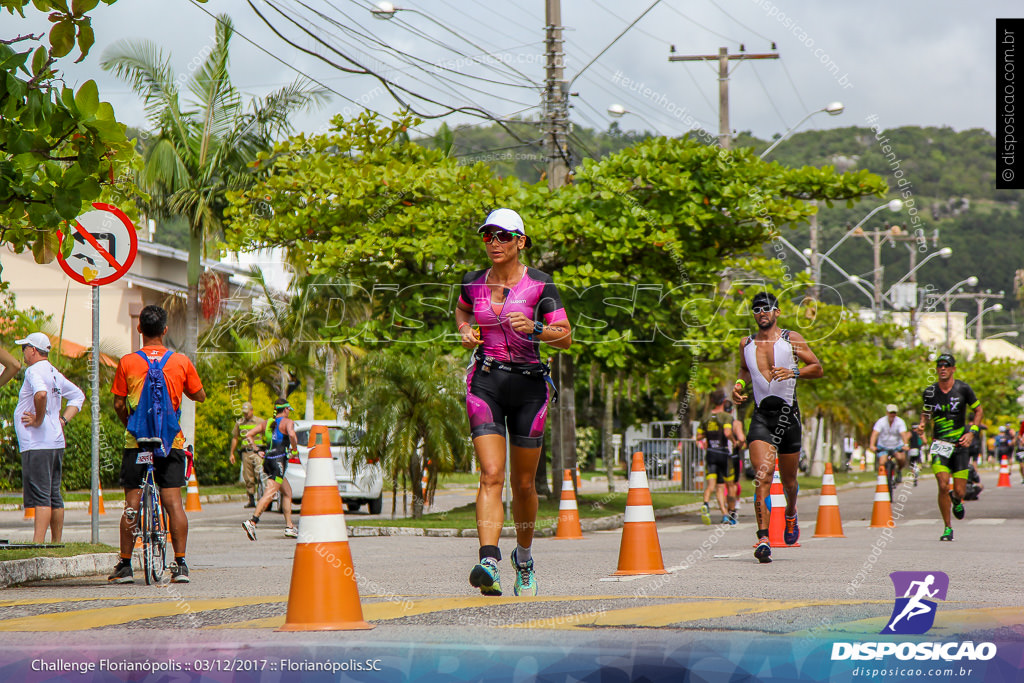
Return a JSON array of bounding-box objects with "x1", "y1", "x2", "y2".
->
[
  {"x1": 998, "y1": 456, "x2": 1011, "y2": 487},
  {"x1": 870, "y1": 465, "x2": 893, "y2": 527},
  {"x1": 695, "y1": 460, "x2": 705, "y2": 489},
  {"x1": 88, "y1": 485, "x2": 106, "y2": 515},
  {"x1": 767, "y1": 464, "x2": 800, "y2": 547},
  {"x1": 613, "y1": 452, "x2": 666, "y2": 575},
  {"x1": 184, "y1": 468, "x2": 202, "y2": 512},
  {"x1": 279, "y1": 425, "x2": 372, "y2": 631},
  {"x1": 555, "y1": 469, "x2": 583, "y2": 539},
  {"x1": 575, "y1": 465, "x2": 582, "y2": 490},
  {"x1": 23, "y1": 504, "x2": 34, "y2": 520},
  {"x1": 813, "y1": 463, "x2": 845, "y2": 538},
  {"x1": 421, "y1": 459, "x2": 432, "y2": 507},
  {"x1": 671, "y1": 459, "x2": 682, "y2": 483}
]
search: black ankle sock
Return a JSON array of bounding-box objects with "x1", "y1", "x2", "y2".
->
[
  {"x1": 251, "y1": 516, "x2": 260, "y2": 524},
  {"x1": 479, "y1": 545, "x2": 501, "y2": 563},
  {"x1": 756, "y1": 529, "x2": 769, "y2": 540}
]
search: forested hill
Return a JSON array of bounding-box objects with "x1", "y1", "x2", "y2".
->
[{"x1": 419, "y1": 121, "x2": 1022, "y2": 322}]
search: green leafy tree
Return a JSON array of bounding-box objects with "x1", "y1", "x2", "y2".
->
[
  {"x1": 100, "y1": 14, "x2": 327, "y2": 356},
  {"x1": 1, "y1": 0, "x2": 139, "y2": 272},
  {"x1": 348, "y1": 350, "x2": 470, "y2": 519}
]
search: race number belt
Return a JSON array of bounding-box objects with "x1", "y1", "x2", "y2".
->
[
  {"x1": 930, "y1": 440, "x2": 955, "y2": 458},
  {"x1": 135, "y1": 451, "x2": 154, "y2": 465},
  {"x1": 473, "y1": 350, "x2": 559, "y2": 403}
]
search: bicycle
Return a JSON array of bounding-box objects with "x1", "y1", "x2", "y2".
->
[
  {"x1": 133, "y1": 437, "x2": 168, "y2": 585},
  {"x1": 880, "y1": 448, "x2": 905, "y2": 497}
]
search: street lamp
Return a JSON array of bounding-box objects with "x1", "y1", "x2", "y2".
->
[
  {"x1": 969, "y1": 302, "x2": 1004, "y2": 356},
  {"x1": 985, "y1": 331, "x2": 1020, "y2": 341},
  {"x1": 822, "y1": 199, "x2": 904, "y2": 260},
  {"x1": 888, "y1": 247, "x2": 953, "y2": 290},
  {"x1": 939, "y1": 276, "x2": 979, "y2": 351},
  {"x1": 607, "y1": 104, "x2": 660, "y2": 134},
  {"x1": 371, "y1": 1, "x2": 397, "y2": 18},
  {"x1": 759, "y1": 101, "x2": 844, "y2": 159}
]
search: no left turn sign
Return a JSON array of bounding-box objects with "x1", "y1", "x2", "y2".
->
[{"x1": 56, "y1": 203, "x2": 138, "y2": 286}]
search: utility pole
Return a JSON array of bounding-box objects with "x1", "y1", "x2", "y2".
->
[
  {"x1": 544, "y1": 0, "x2": 574, "y2": 498},
  {"x1": 544, "y1": 0, "x2": 569, "y2": 189},
  {"x1": 668, "y1": 46, "x2": 779, "y2": 149}
]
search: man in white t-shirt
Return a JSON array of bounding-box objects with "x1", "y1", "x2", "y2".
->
[
  {"x1": 14, "y1": 332, "x2": 85, "y2": 543},
  {"x1": 869, "y1": 403, "x2": 910, "y2": 492}
]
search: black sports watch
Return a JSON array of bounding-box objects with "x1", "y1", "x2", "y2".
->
[
  {"x1": 792, "y1": 367, "x2": 800, "y2": 379},
  {"x1": 533, "y1": 320, "x2": 544, "y2": 336}
]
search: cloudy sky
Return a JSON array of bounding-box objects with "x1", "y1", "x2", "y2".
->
[{"x1": 10, "y1": 1, "x2": 1012, "y2": 142}]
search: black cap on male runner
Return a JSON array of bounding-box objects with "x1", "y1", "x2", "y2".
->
[
  {"x1": 936, "y1": 353, "x2": 956, "y2": 366},
  {"x1": 751, "y1": 291, "x2": 779, "y2": 310}
]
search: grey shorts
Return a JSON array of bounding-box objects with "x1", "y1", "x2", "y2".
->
[{"x1": 21, "y1": 448, "x2": 65, "y2": 509}]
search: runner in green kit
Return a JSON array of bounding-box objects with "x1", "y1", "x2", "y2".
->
[{"x1": 914, "y1": 353, "x2": 982, "y2": 542}]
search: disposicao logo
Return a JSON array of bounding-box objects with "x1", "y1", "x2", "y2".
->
[
  {"x1": 882, "y1": 571, "x2": 949, "y2": 635},
  {"x1": 831, "y1": 571, "x2": 997, "y2": 663}
]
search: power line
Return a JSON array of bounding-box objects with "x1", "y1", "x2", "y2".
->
[
  {"x1": 778, "y1": 56, "x2": 809, "y2": 113},
  {"x1": 750, "y1": 62, "x2": 788, "y2": 130},
  {"x1": 704, "y1": 0, "x2": 774, "y2": 44},
  {"x1": 661, "y1": 2, "x2": 743, "y2": 45}
]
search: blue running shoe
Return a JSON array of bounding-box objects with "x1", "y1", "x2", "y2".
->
[
  {"x1": 754, "y1": 538, "x2": 772, "y2": 563},
  {"x1": 784, "y1": 513, "x2": 800, "y2": 545},
  {"x1": 469, "y1": 559, "x2": 502, "y2": 596},
  {"x1": 511, "y1": 548, "x2": 537, "y2": 597},
  {"x1": 722, "y1": 514, "x2": 736, "y2": 526}
]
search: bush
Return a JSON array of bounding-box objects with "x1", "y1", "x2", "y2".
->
[{"x1": 62, "y1": 401, "x2": 125, "y2": 490}]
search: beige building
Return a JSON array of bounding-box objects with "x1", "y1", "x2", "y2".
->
[{"x1": 1, "y1": 240, "x2": 252, "y2": 355}]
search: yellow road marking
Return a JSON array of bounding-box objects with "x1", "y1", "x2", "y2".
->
[
  {"x1": 208, "y1": 595, "x2": 618, "y2": 630},
  {"x1": 813, "y1": 605, "x2": 1024, "y2": 637},
  {"x1": 0, "y1": 597, "x2": 129, "y2": 608},
  {"x1": 0, "y1": 596, "x2": 281, "y2": 632}
]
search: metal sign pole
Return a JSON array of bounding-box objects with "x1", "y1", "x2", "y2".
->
[{"x1": 90, "y1": 285, "x2": 100, "y2": 544}]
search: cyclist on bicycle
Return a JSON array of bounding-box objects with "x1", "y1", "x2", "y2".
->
[
  {"x1": 109, "y1": 305, "x2": 205, "y2": 584},
  {"x1": 229, "y1": 402, "x2": 266, "y2": 509},
  {"x1": 242, "y1": 400, "x2": 298, "y2": 540},
  {"x1": 907, "y1": 429, "x2": 926, "y2": 487},
  {"x1": 869, "y1": 404, "x2": 910, "y2": 493}
]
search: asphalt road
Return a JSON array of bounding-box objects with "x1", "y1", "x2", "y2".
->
[{"x1": 0, "y1": 469, "x2": 1022, "y2": 680}]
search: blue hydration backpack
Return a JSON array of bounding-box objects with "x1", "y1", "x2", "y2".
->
[{"x1": 126, "y1": 350, "x2": 181, "y2": 458}]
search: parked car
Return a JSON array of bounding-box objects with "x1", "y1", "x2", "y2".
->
[{"x1": 282, "y1": 421, "x2": 384, "y2": 515}]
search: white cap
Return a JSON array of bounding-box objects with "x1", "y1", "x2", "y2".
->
[
  {"x1": 886, "y1": 404, "x2": 898, "y2": 414},
  {"x1": 15, "y1": 332, "x2": 51, "y2": 353},
  {"x1": 478, "y1": 208, "x2": 531, "y2": 248}
]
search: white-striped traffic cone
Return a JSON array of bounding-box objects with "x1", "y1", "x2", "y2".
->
[
  {"x1": 555, "y1": 469, "x2": 583, "y2": 539},
  {"x1": 613, "y1": 452, "x2": 666, "y2": 575},
  {"x1": 279, "y1": 425, "x2": 372, "y2": 631}
]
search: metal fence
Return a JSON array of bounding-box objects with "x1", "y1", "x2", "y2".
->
[{"x1": 627, "y1": 438, "x2": 703, "y2": 492}]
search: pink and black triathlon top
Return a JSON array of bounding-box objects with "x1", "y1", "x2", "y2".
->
[
  {"x1": 458, "y1": 267, "x2": 568, "y2": 366},
  {"x1": 459, "y1": 267, "x2": 568, "y2": 447}
]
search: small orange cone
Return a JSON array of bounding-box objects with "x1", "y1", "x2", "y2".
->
[
  {"x1": 185, "y1": 469, "x2": 202, "y2": 512},
  {"x1": 421, "y1": 459, "x2": 432, "y2": 507},
  {"x1": 575, "y1": 465, "x2": 582, "y2": 490},
  {"x1": 671, "y1": 459, "x2": 682, "y2": 483},
  {"x1": 88, "y1": 485, "x2": 106, "y2": 515},
  {"x1": 613, "y1": 452, "x2": 666, "y2": 575},
  {"x1": 23, "y1": 504, "x2": 34, "y2": 520},
  {"x1": 279, "y1": 425, "x2": 372, "y2": 631},
  {"x1": 813, "y1": 463, "x2": 845, "y2": 538},
  {"x1": 767, "y1": 464, "x2": 800, "y2": 547},
  {"x1": 555, "y1": 469, "x2": 583, "y2": 539},
  {"x1": 695, "y1": 460, "x2": 705, "y2": 489},
  {"x1": 998, "y1": 456, "x2": 1011, "y2": 487},
  {"x1": 870, "y1": 465, "x2": 893, "y2": 527}
]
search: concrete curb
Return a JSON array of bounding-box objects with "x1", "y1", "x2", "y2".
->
[
  {"x1": 0, "y1": 553, "x2": 117, "y2": 589},
  {"x1": 0, "y1": 493, "x2": 248, "y2": 512},
  {"x1": 346, "y1": 478, "x2": 876, "y2": 538}
]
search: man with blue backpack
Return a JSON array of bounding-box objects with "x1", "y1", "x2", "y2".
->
[{"x1": 110, "y1": 305, "x2": 205, "y2": 584}]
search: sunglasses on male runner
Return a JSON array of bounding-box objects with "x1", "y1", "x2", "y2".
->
[
  {"x1": 751, "y1": 305, "x2": 778, "y2": 314},
  {"x1": 481, "y1": 229, "x2": 522, "y2": 244}
]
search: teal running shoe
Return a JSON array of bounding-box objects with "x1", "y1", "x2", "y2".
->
[
  {"x1": 511, "y1": 548, "x2": 537, "y2": 597},
  {"x1": 469, "y1": 559, "x2": 502, "y2": 596}
]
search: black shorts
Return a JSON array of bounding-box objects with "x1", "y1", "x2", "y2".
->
[
  {"x1": 705, "y1": 450, "x2": 730, "y2": 481},
  {"x1": 263, "y1": 452, "x2": 288, "y2": 482},
  {"x1": 747, "y1": 401, "x2": 802, "y2": 454},
  {"x1": 728, "y1": 453, "x2": 742, "y2": 483},
  {"x1": 466, "y1": 363, "x2": 549, "y2": 448},
  {"x1": 931, "y1": 442, "x2": 970, "y2": 478},
  {"x1": 120, "y1": 448, "x2": 187, "y2": 490},
  {"x1": 21, "y1": 448, "x2": 64, "y2": 508}
]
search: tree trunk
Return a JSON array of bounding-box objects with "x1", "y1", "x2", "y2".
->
[
  {"x1": 549, "y1": 355, "x2": 578, "y2": 501},
  {"x1": 410, "y1": 447, "x2": 424, "y2": 518},
  {"x1": 391, "y1": 465, "x2": 398, "y2": 519},
  {"x1": 185, "y1": 232, "x2": 202, "y2": 358},
  {"x1": 603, "y1": 375, "x2": 615, "y2": 493},
  {"x1": 305, "y1": 374, "x2": 315, "y2": 421}
]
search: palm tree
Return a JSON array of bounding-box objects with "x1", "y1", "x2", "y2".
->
[
  {"x1": 349, "y1": 350, "x2": 470, "y2": 518},
  {"x1": 100, "y1": 15, "x2": 328, "y2": 358}
]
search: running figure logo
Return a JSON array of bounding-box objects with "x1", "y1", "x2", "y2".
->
[{"x1": 882, "y1": 571, "x2": 949, "y2": 635}]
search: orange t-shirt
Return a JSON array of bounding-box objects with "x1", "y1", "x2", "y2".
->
[{"x1": 111, "y1": 345, "x2": 203, "y2": 449}]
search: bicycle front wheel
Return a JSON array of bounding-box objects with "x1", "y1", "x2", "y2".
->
[
  {"x1": 141, "y1": 492, "x2": 168, "y2": 585},
  {"x1": 141, "y1": 491, "x2": 155, "y2": 585}
]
